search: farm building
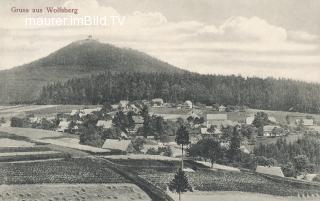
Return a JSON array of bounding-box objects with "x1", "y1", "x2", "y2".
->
[
  {"x1": 286, "y1": 115, "x2": 306, "y2": 125},
  {"x1": 151, "y1": 98, "x2": 164, "y2": 107},
  {"x1": 263, "y1": 125, "x2": 284, "y2": 137},
  {"x1": 184, "y1": 100, "x2": 193, "y2": 109},
  {"x1": 268, "y1": 116, "x2": 277, "y2": 123},
  {"x1": 96, "y1": 120, "x2": 112, "y2": 129},
  {"x1": 218, "y1": 105, "x2": 227, "y2": 112},
  {"x1": 246, "y1": 116, "x2": 254, "y2": 125},
  {"x1": 128, "y1": 104, "x2": 140, "y2": 113},
  {"x1": 57, "y1": 121, "x2": 70, "y2": 132},
  {"x1": 70, "y1": 109, "x2": 79, "y2": 116},
  {"x1": 296, "y1": 119, "x2": 314, "y2": 126},
  {"x1": 79, "y1": 108, "x2": 101, "y2": 117},
  {"x1": 119, "y1": 100, "x2": 130, "y2": 110},
  {"x1": 111, "y1": 104, "x2": 119, "y2": 110},
  {"x1": 29, "y1": 117, "x2": 41, "y2": 124},
  {"x1": 240, "y1": 145, "x2": 254, "y2": 154},
  {"x1": 102, "y1": 139, "x2": 134, "y2": 153},
  {"x1": 256, "y1": 166, "x2": 284, "y2": 177},
  {"x1": 206, "y1": 114, "x2": 228, "y2": 128}
]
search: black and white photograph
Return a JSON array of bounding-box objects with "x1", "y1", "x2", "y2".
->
[{"x1": 1, "y1": 0, "x2": 320, "y2": 200}]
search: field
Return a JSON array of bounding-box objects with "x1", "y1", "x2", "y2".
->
[
  {"x1": 0, "y1": 138, "x2": 35, "y2": 147},
  {"x1": 110, "y1": 159, "x2": 320, "y2": 197},
  {"x1": 0, "y1": 127, "x2": 63, "y2": 139},
  {"x1": 0, "y1": 158, "x2": 129, "y2": 184},
  {"x1": 24, "y1": 105, "x2": 101, "y2": 116},
  {"x1": 0, "y1": 105, "x2": 57, "y2": 118},
  {"x1": 0, "y1": 183, "x2": 151, "y2": 201},
  {"x1": 0, "y1": 131, "x2": 70, "y2": 162},
  {"x1": 0, "y1": 128, "x2": 110, "y2": 154},
  {"x1": 168, "y1": 191, "x2": 319, "y2": 201}
]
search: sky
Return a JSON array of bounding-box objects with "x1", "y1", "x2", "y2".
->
[{"x1": 1, "y1": 0, "x2": 320, "y2": 82}]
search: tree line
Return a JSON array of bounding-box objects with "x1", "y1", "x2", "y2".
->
[{"x1": 38, "y1": 72, "x2": 320, "y2": 113}]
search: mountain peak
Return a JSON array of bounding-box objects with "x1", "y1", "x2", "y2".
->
[{"x1": 72, "y1": 37, "x2": 100, "y2": 46}]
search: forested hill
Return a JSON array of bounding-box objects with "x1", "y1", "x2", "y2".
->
[
  {"x1": 38, "y1": 72, "x2": 320, "y2": 114},
  {"x1": 0, "y1": 39, "x2": 183, "y2": 103}
]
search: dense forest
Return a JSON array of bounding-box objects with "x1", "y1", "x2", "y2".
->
[{"x1": 38, "y1": 72, "x2": 320, "y2": 114}]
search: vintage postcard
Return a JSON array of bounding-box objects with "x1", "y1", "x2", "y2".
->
[{"x1": 0, "y1": 0, "x2": 320, "y2": 201}]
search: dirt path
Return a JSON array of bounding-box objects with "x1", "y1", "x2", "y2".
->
[{"x1": 97, "y1": 157, "x2": 175, "y2": 201}]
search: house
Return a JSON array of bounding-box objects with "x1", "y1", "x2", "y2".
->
[
  {"x1": 102, "y1": 139, "x2": 134, "y2": 153},
  {"x1": 128, "y1": 104, "x2": 140, "y2": 113},
  {"x1": 79, "y1": 108, "x2": 101, "y2": 118},
  {"x1": 111, "y1": 104, "x2": 119, "y2": 110},
  {"x1": 56, "y1": 121, "x2": 70, "y2": 132},
  {"x1": 29, "y1": 117, "x2": 41, "y2": 124},
  {"x1": 246, "y1": 116, "x2": 255, "y2": 125},
  {"x1": 153, "y1": 114, "x2": 187, "y2": 121},
  {"x1": 218, "y1": 105, "x2": 227, "y2": 112},
  {"x1": 132, "y1": 116, "x2": 144, "y2": 125},
  {"x1": 130, "y1": 116, "x2": 143, "y2": 132},
  {"x1": 70, "y1": 110, "x2": 79, "y2": 116},
  {"x1": 296, "y1": 119, "x2": 314, "y2": 126},
  {"x1": 151, "y1": 98, "x2": 164, "y2": 107},
  {"x1": 206, "y1": 114, "x2": 228, "y2": 128},
  {"x1": 268, "y1": 116, "x2": 277, "y2": 123},
  {"x1": 256, "y1": 166, "x2": 284, "y2": 177},
  {"x1": 200, "y1": 127, "x2": 222, "y2": 135},
  {"x1": 240, "y1": 145, "x2": 252, "y2": 154},
  {"x1": 184, "y1": 100, "x2": 193, "y2": 109},
  {"x1": 286, "y1": 115, "x2": 305, "y2": 125},
  {"x1": 263, "y1": 125, "x2": 284, "y2": 137},
  {"x1": 96, "y1": 120, "x2": 112, "y2": 129},
  {"x1": 119, "y1": 100, "x2": 130, "y2": 110}
]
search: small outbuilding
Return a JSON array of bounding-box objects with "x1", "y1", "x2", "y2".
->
[
  {"x1": 256, "y1": 166, "x2": 284, "y2": 177},
  {"x1": 102, "y1": 139, "x2": 134, "y2": 154}
]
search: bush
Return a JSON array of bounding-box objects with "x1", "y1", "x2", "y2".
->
[
  {"x1": 281, "y1": 162, "x2": 296, "y2": 177},
  {"x1": 10, "y1": 117, "x2": 24, "y2": 127},
  {"x1": 146, "y1": 148, "x2": 158, "y2": 155},
  {"x1": 159, "y1": 146, "x2": 173, "y2": 157},
  {"x1": 313, "y1": 174, "x2": 320, "y2": 182}
]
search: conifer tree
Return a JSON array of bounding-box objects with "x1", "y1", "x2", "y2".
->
[{"x1": 168, "y1": 168, "x2": 192, "y2": 201}]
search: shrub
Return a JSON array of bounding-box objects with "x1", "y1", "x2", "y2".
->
[
  {"x1": 158, "y1": 146, "x2": 173, "y2": 157},
  {"x1": 313, "y1": 174, "x2": 320, "y2": 182},
  {"x1": 146, "y1": 148, "x2": 158, "y2": 155},
  {"x1": 11, "y1": 117, "x2": 24, "y2": 127}
]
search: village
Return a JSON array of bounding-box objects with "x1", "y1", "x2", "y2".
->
[{"x1": 4, "y1": 98, "x2": 320, "y2": 182}]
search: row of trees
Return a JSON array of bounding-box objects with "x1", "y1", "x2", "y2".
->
[{"x1": 38, "y1": 72, "x2": 320, "y2": 114}]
